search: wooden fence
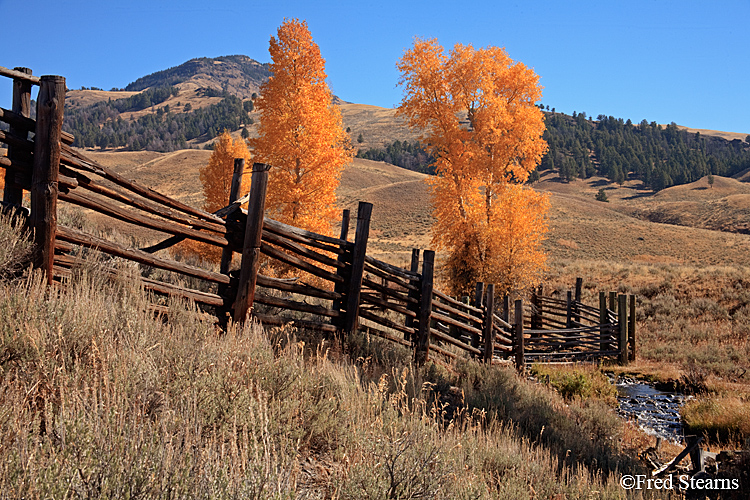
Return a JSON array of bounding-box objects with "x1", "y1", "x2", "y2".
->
[{"x1": 0, "y1": 66, "x2": 636, "y2": 369}]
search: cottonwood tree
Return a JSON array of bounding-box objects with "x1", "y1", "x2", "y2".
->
[
  {"x1": 183, "y1": 130, "x2": 251, "y2": 263},
  {"x1": 251, "y1": 19, "x2": 352, "y2": 235},
  {"x1": 200, "y1": 130, "x2": 252, "y2": 213},
  {"x1": 397, "y1": 38, "x2": 549, "y2": 295}
]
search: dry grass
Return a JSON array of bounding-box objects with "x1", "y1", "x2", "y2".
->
[
  {"x1": 0, "y1": 273, "x2": 647, "y2": 499},
  {"x1": 531, "y1": 364, "x2": 619, "y2": 406},
  {"x1": 681, "y1": 396, "x2": 750, "y2": 444},
  {"x1": 338, "y1": 103, "x2": 421, "y2": 151},
  {"x1": 0, "y1": 211, "x2": 32, "y2": 280},
  {"x1": 1, "y1": 213, "x2": 677, "y2": 499}
]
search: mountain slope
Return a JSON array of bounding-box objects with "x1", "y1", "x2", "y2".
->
[{"x1": 124, "y1": 55, "x2": 271, "y2": 99}]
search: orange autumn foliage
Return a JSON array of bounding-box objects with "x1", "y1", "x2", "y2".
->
[
  {"x1": 182, "y1": 130, "x2": 252, "y2": 263},
  {"x1": 251, "y1": 19, "x2": 352, "y2": 236},
  {"x1": 397, "y1": 38, "x2": 549, "y2": 296},
  {"x1": 200, "y1": 130, "x2": 252, "y2": 213}
]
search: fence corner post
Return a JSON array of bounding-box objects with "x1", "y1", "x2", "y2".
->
[
  {"x1": 515, "y1": 299, "x2": 525, "y2": 373},
  {"x1": 31, "y1": 75, "x2": 66, "y2": 284},
  {"x1": 218, "y1": 158, "x2": 246, "y2": 324},
  {"x1": 414, "y1": 250, "x2": 435, "y2": 366},
  {"x1": 232, "y1": 163, "x2": 270, "y2": 325},
  {"x1": 342, "y1": 202, "x2": 372, "y2": 335},
  {"x1": 618, "y1": 294, "x2": 628, "y2": 364},
  {"x1": 219, "y1": 158, "x2": 245, "y2": 274},
  {"x1": 483, "y1": 284, "x2": 495, "y2": 363}
]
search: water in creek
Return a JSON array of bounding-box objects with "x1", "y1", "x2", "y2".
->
[{"x1": 615, "y1": 377, "x2": 690, "y2": 443}]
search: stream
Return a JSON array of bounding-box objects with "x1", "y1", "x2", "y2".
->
[{"x1": 615, "y1": 377, "x2": 690, "y2": 443}]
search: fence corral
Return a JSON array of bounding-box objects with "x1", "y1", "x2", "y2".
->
[{"x1": 0, "y1": 65, "x2": 636, "y2": 369}]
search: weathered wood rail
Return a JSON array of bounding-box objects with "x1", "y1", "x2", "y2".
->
[{"x1": 0, "y1": 65, "x2": 636, "y2": 369}]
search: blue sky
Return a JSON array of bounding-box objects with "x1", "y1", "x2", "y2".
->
[{"x1": 1, "y1": 0, "x2": 748, "y2": 133}]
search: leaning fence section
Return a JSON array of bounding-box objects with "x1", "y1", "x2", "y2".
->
[
  {"x1": 54, "y1": 146, "x2": 232, "y2": 313},
  {"x1": 252, "y1": 216, "x2": 354, "y2": 334},
  {"x1": 358, "y1": 252, "x2": 423, "y2": 349}
]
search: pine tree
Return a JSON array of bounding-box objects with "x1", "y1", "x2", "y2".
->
[{"x1": 251, "y1": 19, "x2": 352, "y2": 235}]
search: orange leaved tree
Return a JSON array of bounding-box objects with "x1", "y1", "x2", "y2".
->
[
  {"x1": 397, "y1": 38, "x2": 549, "y2": 296},
  {"x1": 184, "y1": 130, "x2": 252, "y2": 263},
  {"x1": 200, "y1": 130, "x2": 252, "y2": 214},
  {"x1": 251, "y1": 19, "x2": 352, "y2": 235}
]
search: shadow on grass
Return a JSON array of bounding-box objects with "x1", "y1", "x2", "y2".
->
[{"x1": 426, "y1": 360, "x2": 645, "y2": 479}]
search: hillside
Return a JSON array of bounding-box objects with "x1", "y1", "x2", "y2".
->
[
  {"x1": 77, "y1": 149, "x2": 750, "y2": 270},
  {"x1": 626, "y1": 176, "x2": 750, "y2": 234},
  {"x1": 66, "y1": 55, "x2": 270, "y2": 114}
]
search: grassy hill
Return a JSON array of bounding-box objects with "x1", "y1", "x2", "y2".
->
[{"x1": 79, "y1": 149, "x2": 750, "y2": 269}]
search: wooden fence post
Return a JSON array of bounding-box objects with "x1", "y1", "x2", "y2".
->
[
  {"x1": 609, "y1": 291, "x2": 617, "y2": 314},
  {"x1": 342, "y1": 202, "x2": 372, "y2": 334},
  {"x1": 31, "y1": 75, "x2": 66, "y2": 284},
  {"x1": 332, "y1": 208, "x2": 351, "y2": 322},
  {"x1": 629, "y1": 294, "x2": 637, "y2": 361},
  {"x1": 471, "y1": 282, "x2": 484, "y2": 353},
  {"x1": 474, "y1": 282, "x2": 485, "y2": 309},
  {"x1": 574, "y1": 277, "x2": 583, "y2": 324},
  {"x1": 599, "y1": 291, "x2": 608, "y2": 352},
  {"x1": 233, "y1": 163, "x2": 270, "y2": 324},
  {"x1": 3, "y1": 67, "x2": 33, "y2": 207},
  {"x1": 502, "y1": 295, "x2": 510, "y2": 324},
  {"x1": 339, "y1": 209, "x2": 351, "y2": 241},
  {"x1": 404, "y1": 248, "x2": 420, "y2": 341},
  {"x1": 414, "y1": 250, "x2": 435, "y2": 365},
  {"x1": 618, "y1": 294, "x2": 628, "y2": 364},
  {"x1": 531, "y1": 287, "x2": 540, "y2": 330},
  {"x1": 536, "y1": 285, "x2": 544, "y2": 328},
  {"x1": 566, "y1": 291, "x2": 573, "y2": 328},
  {"x1": 483, "y1": 284, "x2": 495, "y2": 363},
  {"x1": 515, "y1": 299, "x2": 525, "y2": 373},
  {"x1": 219, "y1": 158, "x2": 245, "y2": 276},
  {"x1": 218, "y1": 158, "x2": 245, "y2": 323}
]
